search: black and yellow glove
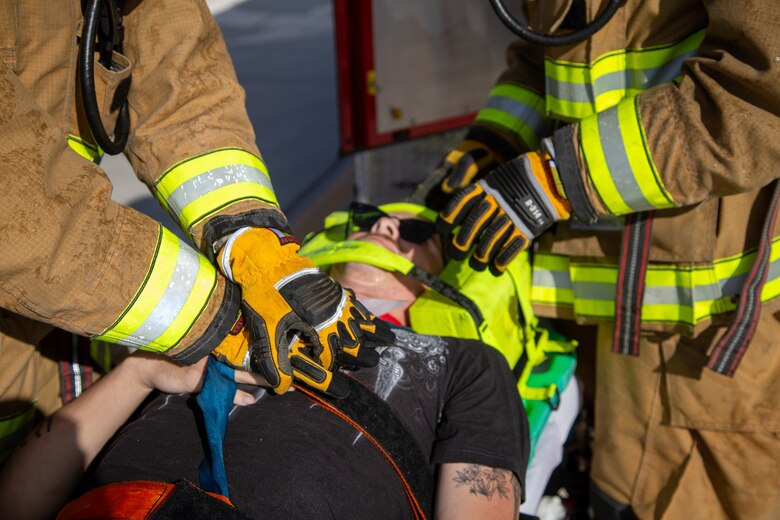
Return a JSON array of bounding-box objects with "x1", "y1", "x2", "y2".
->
[
  {"x1": 438, "y1": 145, "x2": 571, "y2": 275},
  {"x1": 214, "y1": 227, "x2": 394, "y2": 397},
  {"x1": 424, "y1": 140, "x2": 503, "y2": 211}
]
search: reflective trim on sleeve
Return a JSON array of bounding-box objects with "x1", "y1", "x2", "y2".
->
[
  {"x1": 155, "y1": 148, "x2": 279, "y2": 233},
  {"x1": 545, "y1": 30, "x2": 704, "y2": 120},
  {"x1": 579, "y1": 97, "x2": 676, "y2": 215},
  {"x1": 67, "y1": 134, "x2": 104, "y2": 163},
  {"x1": 475, "y1": 83, "x2": 551, "y2": 150},
  {"x1": 94, "y1": 225, "x2": 217, "y2": 352},
  {"x1": 531, "y1": 241, "x2": 780, "y2": 328}
]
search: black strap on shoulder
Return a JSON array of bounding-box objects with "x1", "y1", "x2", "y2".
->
[
  {"x1": 612, "y1": 211, "x2": 654, "y2": 357},
  {"x1": 408, "y1": 266, "x2": 484, "y2": 328},
  {"x1": 708, "y1": 179, "x2": 780, "y2": 376},
  {"x1": 295, "y1": 375, "x2": 434, "y2": 520}
]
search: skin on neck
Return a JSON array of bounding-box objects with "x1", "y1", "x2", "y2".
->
[{"x1": 330, "y1": 212, "x2": 444, "y2": 326}]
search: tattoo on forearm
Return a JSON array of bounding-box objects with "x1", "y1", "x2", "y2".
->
[
  {"x1": 34, "y1": 416, "x2": 54, "y2": 438},
  {"x1": 17, "y1": 416, "x2": 53, "y2": 449},
  {"x1": 452, "y1": 464, "x2": 518, "y2": 502}
]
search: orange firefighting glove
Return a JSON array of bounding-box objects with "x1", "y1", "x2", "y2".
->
[
  {"x1": 213, "y1": 227, "x2": 394, "y2": 398},
  {"x1": 438, "y1": 142, "x2": 571, "y2": 276},
  {"x1": 424, "y1": 140, "x2": 504, "y2": 211}
]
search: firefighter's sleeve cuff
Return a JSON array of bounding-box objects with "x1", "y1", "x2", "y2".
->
[
  {"x1": 202, "y1": 208, "x2": 293, "y2": 262},
  {"x1": 553, "y1": 125, "x2": 599, "y2": 224},
  {"x1": 172, "y1": 278, "x2": 242, "y2": 365}
]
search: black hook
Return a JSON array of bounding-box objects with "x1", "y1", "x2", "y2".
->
[
  {"x1": 79, "y1": 0, "x2": 130, "y2": 156},
  {"x1": 488, "y1": 0, "x2": 623, "y2": 47}
]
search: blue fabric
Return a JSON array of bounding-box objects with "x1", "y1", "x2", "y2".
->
[{"x1": 197, "y1": 357, "x2": 237, "y2": 498}]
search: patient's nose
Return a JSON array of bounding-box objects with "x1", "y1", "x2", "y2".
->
[{"x1": 370, "y1": 216, "x2": 401, "y2": 241}]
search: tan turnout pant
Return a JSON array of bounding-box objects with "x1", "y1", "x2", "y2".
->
[{"x1": 591, "y1": 312, "x2": 780, "y2": 519}]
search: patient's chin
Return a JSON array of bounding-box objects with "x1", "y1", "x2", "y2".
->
[{"x1": 331, "y1": 262, "x2": 420, "y2": 302}]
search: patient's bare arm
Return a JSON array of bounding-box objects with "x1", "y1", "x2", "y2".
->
[{"x1": 434, "y1": 462, "x2": 522, "y2": 520}]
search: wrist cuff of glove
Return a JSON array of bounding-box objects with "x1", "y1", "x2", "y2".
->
[
  {"x1": 479, "y1": 155, "x2": 560, "y2": 239},
  {"x1": 171, "y1": 280, "x2": 242, "y2": 365},
  {"x1": 465, "y1": 125, "x2": 524, "y2": 163},
  {"x1": 553, "y1": 125, "x2": 598, "y2": 224},
  {"x1": 203, "y1": 209, "x2": 292, "y2": 262}
]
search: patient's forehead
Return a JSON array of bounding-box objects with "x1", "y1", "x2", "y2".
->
[{"x1": 342, "y1": 209, "x2": 442, "y2": 275}]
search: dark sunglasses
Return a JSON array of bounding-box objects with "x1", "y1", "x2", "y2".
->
[{"x1": 346, "y1": 202, "x2": 437, "y2": 244}]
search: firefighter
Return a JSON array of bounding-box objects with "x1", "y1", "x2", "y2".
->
[
  {"x1": 426, "y1": 0, "x2": 780, "y2": 518},
  {"x1": 0, "y1": 0, "x2": 392, "y2": 464}
]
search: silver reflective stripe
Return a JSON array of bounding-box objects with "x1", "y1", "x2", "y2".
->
[
  {"x1": 573, "y1": 281, "x2": 616, "y2": 301},
  {"x1": 532, "y1": 268, "x2": 572, "y2": 291},
  {"x1": 484, "y1": 95, "x2": 549, "y2": 138},
  {"x1": 548, "y1": 78, "x2": 594, "y2": 105},
  {"x1": 645, "y1": 284, "x2": 694, "y2": 308},
  {"x1": 123, "y1": 244, "x2": 204, "y2": 346},
  {"x1": 598, "y1": 109, "x2": 655, "y2": 211},
  {"x1": 167, "y1": 164, "x2": 275, "y2": 218},
  {"x1": 715, "y1": 262, "x2": 780, "y2": 298},
  {"x1": 692, "y1": 281, "x2": 722, "y2": 303},
  {"x1": 769, "y1": 260, "x2": 780, "y2": 283},
  {"x1": 547, "y1": 50, "x2": 698, "y2": 104}
]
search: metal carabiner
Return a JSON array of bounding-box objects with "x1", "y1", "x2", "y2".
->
[{"x1": 78, "y1": 0, "x2": 130, "y2": 155}]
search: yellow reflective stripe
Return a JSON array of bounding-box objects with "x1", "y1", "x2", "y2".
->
[
  {"x1": 619, "y1": 99, "x2": 675, "y2": 208},
  {"x1": 476, "y1": 83, "x2": 550, "y2": 149},
  {"x1": 67, "y1": 134, "x2": 103, "y2": 163},
  {"x1": 155, "y1": 148, "x2": 278, "y2": 232},
  {"x1": 580, "y1": 98, "x2": 676, "y2": 214},
  {"x1": 545, "y1": 30, "x2": 705, "y2": 119},
  {"x1": 152, "y1": 253, "x2": 215, "y2": 349},
  {"x1": 531, "y1": 253, "x2": 573, "y2": 306},
  {"x1": 531, "y1": 238, "x2": 780, "y2": 327},
  {"x1": 580, "y1": 113, "x2": 627, "y2": 213},
  {"x1": 176, "y1": 182, "x2": 274, "y2": 232},
  {"x1": 89, "y1": 339, "x2": 113, "y2": 373},
  {"x1": 95, "y1": 226, "x2": 217, "y2": 352}
]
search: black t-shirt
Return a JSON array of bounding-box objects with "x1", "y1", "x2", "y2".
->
[{"x1": 84, "y1": 329, "x2": 529, "y2": 519}]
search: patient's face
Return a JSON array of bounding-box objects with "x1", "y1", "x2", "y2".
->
[{"x1": 330, "y1": 212, "x2": 444, "y2": 302}]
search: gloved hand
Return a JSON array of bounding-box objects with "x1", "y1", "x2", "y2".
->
[
  {"x1": 437, "y1": 141, "x2": 571, "y2": 275},
  {"x1": 213, "y1": 227, "x2": 394, "y2": 397},
  {"x1": 424, "y1": 140, "x2": 503, "y2": 211}
]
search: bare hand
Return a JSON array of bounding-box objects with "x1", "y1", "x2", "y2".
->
[{"x1": 121, "y1": 352, "x2": 274, "y2": 406}]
